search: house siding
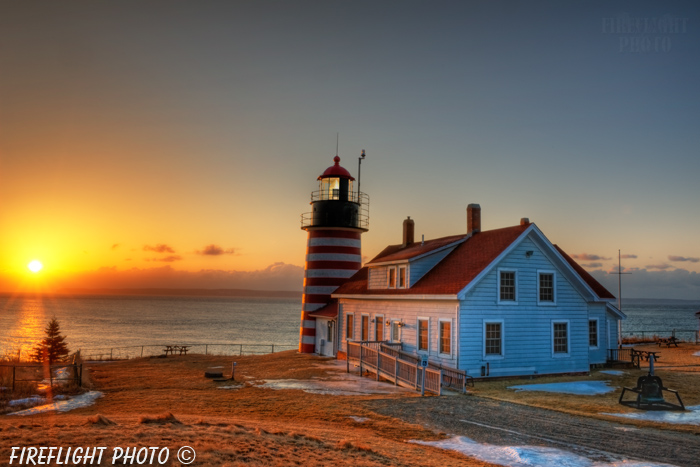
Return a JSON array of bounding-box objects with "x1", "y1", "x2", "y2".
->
[
  {"x1": 587, "y1": 303, "x2": 607, "y2": 364},
  {"x1": 459, "y1": 237, "x2": 591, "y2": 377},
  {"x1": 338, "y1": 299, "x2": 459, "y2": 367}
]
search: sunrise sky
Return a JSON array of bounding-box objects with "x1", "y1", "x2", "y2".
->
[{"x1": 1, "y1": 1, "x2": 699, "y2": 299}]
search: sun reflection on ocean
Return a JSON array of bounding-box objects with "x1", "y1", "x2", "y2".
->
[{"x1": 2, "y1": 295, "x2": 50, "y2": 360}]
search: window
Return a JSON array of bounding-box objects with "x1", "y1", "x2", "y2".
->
[
  {"x1": 439, "y1": 320, "x2": 451, "y2": 355},
  {"x1": 417, "y1": 319, "x2": 429, "y2": 352},
  {"x1": 391, "y1": 320, "x2": 401, "y2": 342},
  {"x1": 589, "y1": 319, "x2": 598, "y2": 348},
  {"x1": 485, "y1": 322, "x2": 503, "y2": 356},
  {"x1": 398, "y1": 266, "x2": 407, "y2": 288},
  {"x1": 361, "y1": 315, "x2": 369, "y2": 341},
  {"x1": 375, "y1": 316, "x2": 384, "y2": 341},
  {"x1": 388, "y1": 267, "x2": 397, "y2": 288},
  {"x1": 499, "y1": 270, "x2": 516, "y2": 302},
  {"x1": 553, "y1": 321, "x2": 569, "y2": 355},
  {"x1": 539, "y1": 272, "x2": 554, "y2": 303},
  {"x1": 346, "y1": 314, "x2": 354, "y2": 340}
]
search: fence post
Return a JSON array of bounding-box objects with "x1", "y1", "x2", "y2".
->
[
  {"x1": 141, "y1": 346, "x2": 144, "y2": 358},
  {"x1": 272, "y1": 344, "x2": 275, "y2": 353},
  {"x1": 110, "y1": 348, "x2": 113, "y2": 360},
  {"x1": 12, "y1": 366, "x2": 16, "y2": 392},
  {"x1": 205, "y1": 345, "x2": 208, "y2": 355},
  {"x1": 239, "y1": 344, "x2": 243, "y2": 356},
  {"x1": 394, "y1": 358, "x2": 398, "y2": 386},
  {"x1": 438, "y1": 369, "x2": 442, "y2": 396},
  {"x1": 376, "y1": 352, "x2": 381, "y2": 381},
  {"x1": 415, "y1": 363, "x2": 419, "y2": 390}
]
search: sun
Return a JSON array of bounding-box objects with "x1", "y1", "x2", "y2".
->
[{"x1": 28, "y1": 260, "x2": 44, "y2": 273}]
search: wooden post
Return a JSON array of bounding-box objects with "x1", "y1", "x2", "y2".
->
[
  {"x1": 394, "y1": 358, "x2": 398, "y2": 386},
  {"x1": 239, "y1": 344, "x2": 243, "y2": 356},
  {"x1": 205, "y1": 344, "x2": 208, "y2": 355},
  {"x1": 141, "y1": 346, "x2": 144, "y2": 358},
  {"x1": 376, "y1": 352, "x2": 381, "y2": 381},
  {"x1": 415, "y1": 363, "x2": 419, "y2": 390},
  {"x1": 12, "y1": 366, "x2": 16, "y2": 392},
  {"x1": 420, "y1": 367, "x2": 425, "y2": 396},
  {"x1": 438, "y1": 369, "x2": 443, "y2": 396},
  {"x1": 110, "y1": 348, "x2": 113, "y2": 360},
  {"x1": 272, "y1": 344, "x2": 275, "y2": 353}
]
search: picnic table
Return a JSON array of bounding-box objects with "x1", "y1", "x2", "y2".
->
[
  {"x1": 631, "y1": 349, "x2": 660, "y2": 363},
  {"x1": 163, "y1": 345, "x2": 190, "y2": 356},
  {"x1": 657, "y1": 336, "x2": 680, "y2": 348}
]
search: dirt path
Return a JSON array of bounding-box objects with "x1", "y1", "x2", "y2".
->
[{"x1": 365, "y1": 395, "x2": 700, "y2": 467}]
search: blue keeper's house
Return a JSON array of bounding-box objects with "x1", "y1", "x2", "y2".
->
[{"x1": 330, "y1": 204, "x2": 625, "y2": 378}]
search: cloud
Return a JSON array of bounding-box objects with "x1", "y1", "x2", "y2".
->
[
  {"x1": 197, "y1": 244, "x2": 236, "y2": 256},
  {"x1": 646, "y1": 263, "x2": 672, "y2": 270},
  {"x1": 668, "y1": 255, "x2": 700, "y2": 263},
  {"x1": 111, "y1": 243, "x2": 120, "y2": 251},
  {"x1": 50, "y1": 262, "x2": 304, "y2": 292},
  {"x1": 581, "y1": 262, "x2": 603, "y2": 269},
  {"x1": 571, "y1": 253, "x2": 611, "y2": 261},
  {"x1": 143, "y1": 244, "x2": 176, "y2": 253},
  {"x1": 152, "y1": 255, "x2": 182, "y2": 263},
  {"x1": 589, "y1": 267, "x2": 700, "y2": 300},
  {"x1": 620, "y1": 254, "x2": 637, "y2": 259}
]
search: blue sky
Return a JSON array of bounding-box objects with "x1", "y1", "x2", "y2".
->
[{"x1": 1, "y1": 1, "x2": 699, "y2": 299}]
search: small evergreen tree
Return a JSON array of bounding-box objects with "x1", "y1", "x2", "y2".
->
[{"x1": 31, "y1": 318, "x2": 70, "y2": 364}]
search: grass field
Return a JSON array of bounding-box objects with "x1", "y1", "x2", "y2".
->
[{"x1": 1, "y1": 345, "x2": 699, "y2": 466}]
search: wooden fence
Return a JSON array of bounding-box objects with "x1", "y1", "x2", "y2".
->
[
  {"x1": 346, "y1": 341, "x2": 472, "y2": 395},
  {"x1": 0, "y1": 362, "x2": 83, "y2": 391},
  {"x1": 80, "y1": 343, "x2": 298, "y2": 360}
]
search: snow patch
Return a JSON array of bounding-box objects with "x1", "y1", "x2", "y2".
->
[
  {"x1": 604, "y1": 405, "x2": 700, "y2": 426},
  {"x1": 693, "y1": 351, "x2": 700, "y2": 357},
  {"x1": 348, "y1": 416, "x2": 369, "y2": 422},
  {"x1": 600, "y1": 370, "x2": 626, "y2": 376},
  {"x1": 9, "y1": 391, "x2": 103, "y2": 416},
  {"x1": 256, "y1": 375, "x2": 407, "y2": 396},
  {"x1": 509, "y1": 381, "x2": 616, "y2": 395},
  {"x1": 411, "y1": 436, "x2": 678, "y2": 467}
]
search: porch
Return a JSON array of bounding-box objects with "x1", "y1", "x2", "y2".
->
[{"x1": 346, "y1": 341, "x2": 473, "y2": 395}]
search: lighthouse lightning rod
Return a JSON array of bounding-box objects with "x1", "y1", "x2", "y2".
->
[{"x1": 357, "y1": 149, "x2": 366, "y2": 200}]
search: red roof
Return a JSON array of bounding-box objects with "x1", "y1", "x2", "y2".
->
[
  {"x1": 368, "y1": 234, "x2": 467, "y2": 264},
  {"x1": 307, "y1": 302, "x2": 338, "y2": 318},
  {"x1": 554, "y1": 245, "x2": 615, "y2": 299},
  {"x1": 335, "y1": 224, "x2": 529, "y2": 296},
  {"x1": 334, "y1": 224, "x2": 615, "y2": 300},
  {"x1": 319, "y1": 156, "x2": 355, "y2": 180}
]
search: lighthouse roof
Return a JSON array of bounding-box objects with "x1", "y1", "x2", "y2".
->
[{"x1": 318, "y1": 156, "x2": 355, "y2": 181}]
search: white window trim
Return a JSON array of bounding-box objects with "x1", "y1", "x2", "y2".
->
[
  {"x1": 589, "y1": 318, "x2": 599, "y2": 349},
  {"x1": 374, "y1": 314, "x2": 384, "y2": 342},
  {"x1": 361, "y1": 314, "x2": 370, "y2": 341},
  {"x1": 417, "y1": 317, "x2": 430, "y2": 354},
  {"x1": 345, "y1": 312, "x2": 354, "y2": 341},
  {"x1": 438, "y1": 318, "x2": 453, "y2": 357},
  {"x1": 398, "y1": 265, "x2": 408, "y2": 289},
  {"x1": 552, "y1": 319, "x2": 571, "y2": 358},
  {"x1": 388, "y1": 266, "x2": 397, "y2": 289},
  {"x1": 483, "y1": 319, "x2": 505, "y2": 360},
  {"x1": 497, "y1": 268, "x2": 518, "y2": 304},
  {"x1": 537, "y1": 270, "x2": 557, "y2": 306}
]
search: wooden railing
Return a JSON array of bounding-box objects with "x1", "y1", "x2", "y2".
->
[
  {"x1": 608, "y1": 347, "x2": 640, "y2": 368},
  {"x1": 346, "y1": 341, "x2": 471, "y2": 395}
]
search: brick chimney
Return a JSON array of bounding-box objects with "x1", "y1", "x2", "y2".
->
[
  {"x1": 402, "y1": 216, "x2": 415, "y2": 247},
  {"x1": 467, "y1": 204, "x2": 481, "y2": 235}
]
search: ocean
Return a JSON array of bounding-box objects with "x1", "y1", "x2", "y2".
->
[
  {"x1": 0, "y1": 294, "x2": 301, "y2": 360},
  {"x1": 0, "y1": 295, "x2": 697, "y2": 360}
]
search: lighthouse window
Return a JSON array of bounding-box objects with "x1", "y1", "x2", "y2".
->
[
  {"x1": 388, "y1": 267, "x2": 397, "y2": 288},
  {"x1": 320, "y1": 177, "x2": 341, "y2": 200}
]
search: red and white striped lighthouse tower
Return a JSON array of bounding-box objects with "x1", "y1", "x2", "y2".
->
[{"x1": 299, "y1": 154, "x2": 369, "y2": 353}]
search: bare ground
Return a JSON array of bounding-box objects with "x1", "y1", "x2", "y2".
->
[{"x1": 2, "y1": 346, "x2": 700, "y2": 466}]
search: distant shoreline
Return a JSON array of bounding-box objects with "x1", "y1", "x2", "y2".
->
[{"x1": 0, "y1": 288, "x2": 302, "y2": 299}]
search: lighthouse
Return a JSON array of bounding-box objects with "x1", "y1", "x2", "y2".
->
[{"x1": 299, "y1": 153, "x2": 369, "y2": 354}]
